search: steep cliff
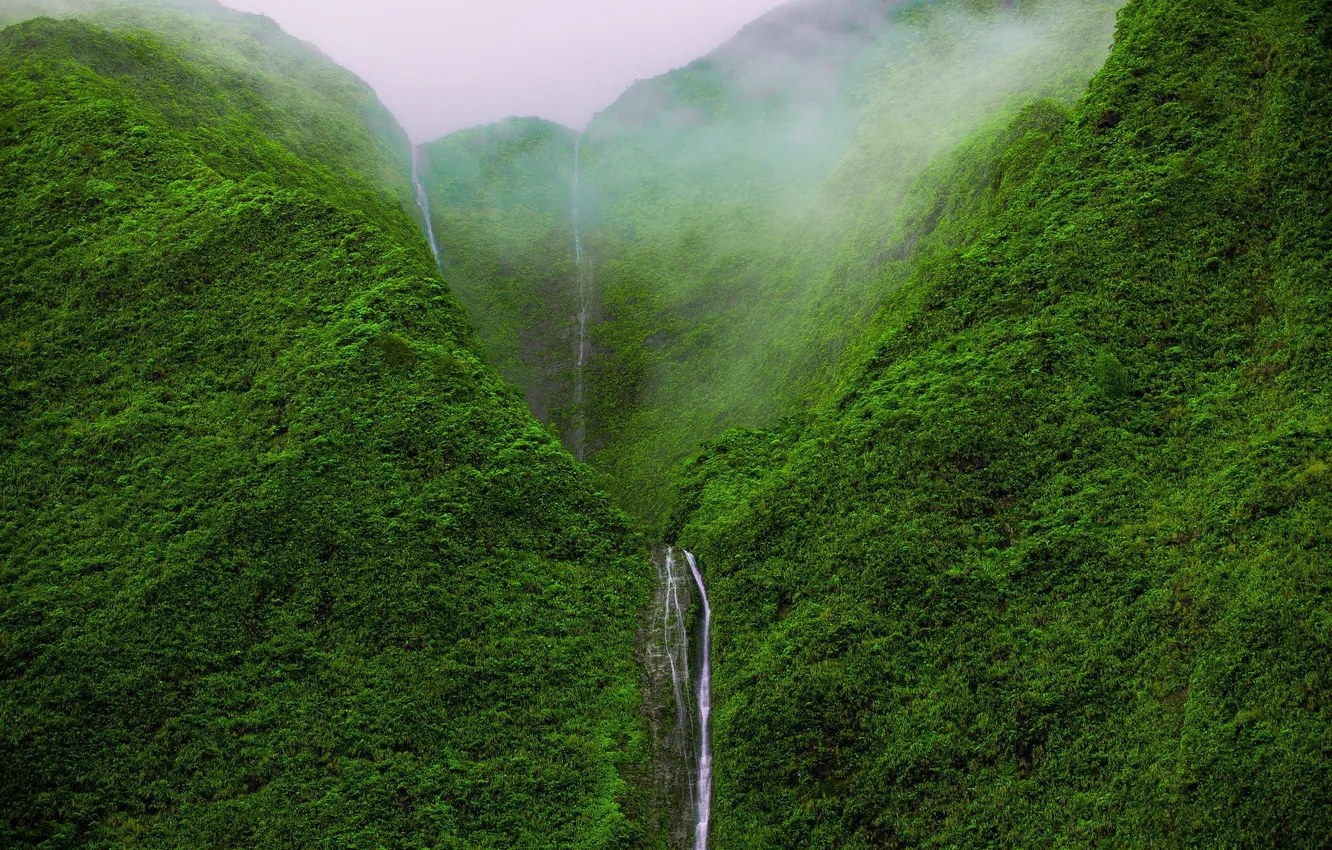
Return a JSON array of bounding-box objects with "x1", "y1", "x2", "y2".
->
[
  {"x1": 0, "y1": 5, "x2": 655, "y2": 848},
  {"x1": 673, "y1": 0, "x2": 1332, "y2": 844}
]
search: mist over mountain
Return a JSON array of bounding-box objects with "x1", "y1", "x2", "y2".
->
[
  {"x1": 203, "y1": 0, "x2": 802, "y2": 140},
  {"x1": 3, "y1": 0, "x2": 1330, "y2": 848},
  {"x1": 421, "y1": 0, "x2": 1126, "y2": 524}
]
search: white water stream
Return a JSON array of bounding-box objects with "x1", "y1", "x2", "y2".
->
[
  {"x1": 685, "y1": 550, "x2": 713, "y2": 850},
  {"x1": 651, "y1": 547, "x2": 714, "y2": 850},
  {"x1": 416, "y1": 140, "x2": 714, "y2": 843},
  {"x1": 411, "y1": 145, "x2": 443, "y2": 273},
  {"x1": 661, "y1": 549, "x2": 693, "y2": 751},
  {"x1": 569, "y1": 135, "x2": 589, "y2": 460}
]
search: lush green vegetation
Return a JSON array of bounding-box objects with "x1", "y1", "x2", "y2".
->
[
  {"x1": 416, "y1": 118, "x2": 582, "y2": 433},
  {"x1": 0, "y1": 5, "x2": 658, "y2": 848},
  {"x1": 6, "y1": 0, "x2": 1331, "y2": 846},
  {"x1": 420, "y1": 0, "x2": 1124, "y2": 528},
  {"x1": 671, "y1": 0, "x2": 1332, "y2": 845},
  {"x1": 0, "y1": 0, "x2": 420, "y2": 239}
]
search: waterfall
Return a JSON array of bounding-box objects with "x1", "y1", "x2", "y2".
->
[
  {"x1": 660, "y1": 549, "x2": 693, "y2": 756},
  {"x1": 411, "y1": 145, "x2": 443, "y2": 273},
  {"x1": 646, "y1": 546, "x2": 715, "y2": 850},
  {"x1": 569, "y1": 134, "x2": 589, "y2": 460},
  {"x1": 685, "y1": 550, "x2": 713, "y2": 850}
]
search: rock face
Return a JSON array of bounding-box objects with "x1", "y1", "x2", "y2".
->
[{"x1": 0, "y1": 7, "x2": 654, "y2": 848}]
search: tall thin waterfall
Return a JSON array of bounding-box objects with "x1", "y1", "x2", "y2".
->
[
  {"x1": 685, "y1": 550, "x2": 713, "y2": 850},
  {"x1": 659, "y1": 549, "x2": 694, "y2": 754},
  {"x1": 569, "y1": 134, "x2": 589, "y2": 460},
  {"x1": 411, "y1": 145, "x2": 443, "y2": 273},
  {"x1": 647, "y1": 546, "x2": 714, "y2": 850}
]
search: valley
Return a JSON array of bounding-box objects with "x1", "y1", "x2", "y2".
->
[{"x1": 2, "y1": 0, "x2": 1329, "y2": 847}]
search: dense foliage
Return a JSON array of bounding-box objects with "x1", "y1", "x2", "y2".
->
[
  {"x1": 416, "y1": 119, "x2": 581, "y2": 432},
  {"x1": 673, "y1": 0, "x2": 1332, "y2": 845},
  {"x1": 0, "y1": 6, "x2": 657, "y2": 849},
  {"x1": 420, "y1": 0, "x2": 1124, "y2": 528},
  {"x1": 0, "y1": 0, "x2": 419, "y2": 239},
  {"x1": 5, "y1": 0, "x2": 1330, "y2": 846}
]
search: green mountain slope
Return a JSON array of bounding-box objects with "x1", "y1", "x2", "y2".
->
[
  {"x1": 419, "y1": 0, "x2": 1125, "y2": 529},
  {"x1": 7, "y1": 0, "x2": 1329, "y2": 846},
  {"x1": 0, "y1": 0, "x2": 419, "y2": 237},
  {"x1": 0, "y1": 7, "x2": 655, "y2": 849},
  {"x1": 672, "y1": 0, "x2": 1332, "y2": 845},
  {"x1": 580, "y1": 0, "x2": 1125, "y2": 528},
  {"x1": 416, "y1": 118, "x2": 581, "y2": 432}
]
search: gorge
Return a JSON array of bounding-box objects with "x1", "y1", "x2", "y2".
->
[{"x1": 2, "y1": 0, "x2": 1330, "y2": 848}]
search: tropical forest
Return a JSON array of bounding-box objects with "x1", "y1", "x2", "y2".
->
[{"x1": 1, "y1": 0, "x2": 1329, "y2": 847}]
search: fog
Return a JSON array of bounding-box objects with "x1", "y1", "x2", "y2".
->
[
  {"x1": 550, "y1": 0, "x2": 1127, "y2": 521},
  {"x1": 216, "y1": 0, "x2": 793, "y2": 142}
]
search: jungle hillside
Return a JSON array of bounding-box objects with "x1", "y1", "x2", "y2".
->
[{"x1": 3, "y1": 0, "x2": 1330, "y2": 848}]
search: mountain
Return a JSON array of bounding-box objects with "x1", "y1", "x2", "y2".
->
[
  {"x1": 5, "y1": 0, "x2": 1331, "y2": 847},
  {"x1": 670, "y1": 0, "x2": 1332, "y2": 844},
  {"x1": 0, "y1": 3, "x2": 656, "y2": 848},
  {"x1": 415, "y1": 118, "x2": 581, "y2": 432},
  {"x1": 420, "y1": 0, "x2": 1126, "y2": 527},
  {"x1": 0, "y1": 0, "x2": 417, "y2": 233}
]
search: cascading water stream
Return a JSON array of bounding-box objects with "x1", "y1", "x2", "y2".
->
[
  {"x1": 419, "y1": 134, "x2": 712, "y2": 846},
  {"x1": 648, "y1": 547, "x2": 714, "y2": 850},
  {"x1": 661, "y1": 549, "x2": 693, "y2": 753},
  {"x1": 569, "y1": 134, "x2": 589, "y2": 460},
  {"x1": 685, "y1": 550, "x2": 713, "y2": 850},
  {"x1": 669, "y1": 552, "x2": 693, "y2": 734},
  {"x1": 411, "y1": 145, "x2": 443, "y2": 274}
]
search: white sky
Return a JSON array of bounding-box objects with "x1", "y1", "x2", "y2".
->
[{"x1": 219, "y1": 0, "x2": 792, "y2": 142}]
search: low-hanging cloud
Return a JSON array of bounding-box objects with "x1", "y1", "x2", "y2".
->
[{"x1": 214, "y1": 0, "x2": 797, "y2": 142}]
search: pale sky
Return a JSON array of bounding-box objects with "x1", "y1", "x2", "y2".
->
[{"x1": 219, "y1": 0, "x2": 793, "y2": 143}]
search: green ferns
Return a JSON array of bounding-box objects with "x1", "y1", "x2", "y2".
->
[
  {"x1": 0, "y1": 9, "x2": 655, "y2": 850},
  {"x1": 673, "y1": 0, "x2": 1332, "y2": 845}
]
